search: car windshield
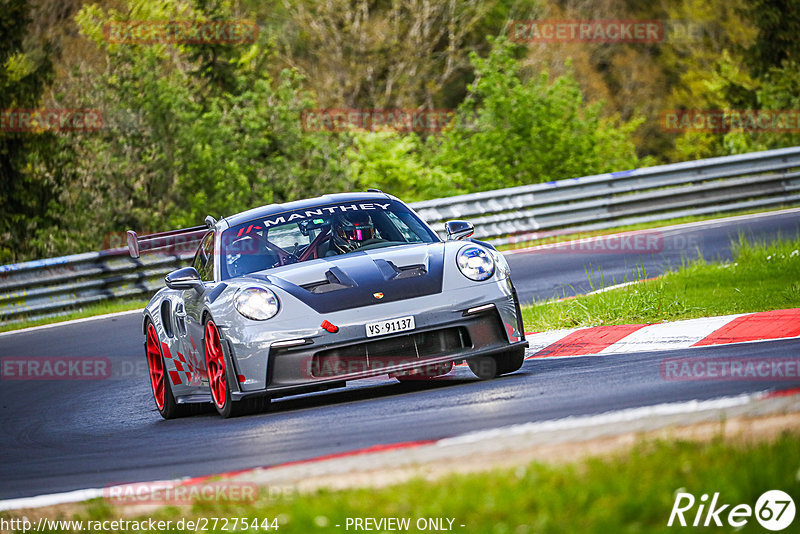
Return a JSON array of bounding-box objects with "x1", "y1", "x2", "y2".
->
[{"x1": 220, "y1": 199, "x2": 439, "y2": 279}]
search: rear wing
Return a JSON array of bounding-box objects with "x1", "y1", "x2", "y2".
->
[{"x1": 126, "y1": 226, "x2": 208, "y2": 258}]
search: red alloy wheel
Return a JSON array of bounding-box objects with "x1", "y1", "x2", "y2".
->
[
  {"x1": 204, "y1": 321, "x2": 227, "y2": 409},
  {"x1": 145, "y1": 323, "x2": 166, "y2": 410}
]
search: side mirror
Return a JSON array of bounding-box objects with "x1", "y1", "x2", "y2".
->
[
  {"x1": 165, "y1": 267, "x2": 204, "y2": 292},
  {"x1": 445, "y1": 220, "x2": 474, "y2": 241}
]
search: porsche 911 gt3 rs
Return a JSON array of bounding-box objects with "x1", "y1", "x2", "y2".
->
[{"x1": 128, "y1": 191, "x2": 528, "y2": 418}]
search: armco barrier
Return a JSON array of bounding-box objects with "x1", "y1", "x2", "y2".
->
[
  {"x1": 0, "y1": 250, "x2": 192, "y2": 323},
  {"x1": 412, "y1": 146, "x2": 800, "y2": 245},
  {"x1": 2, "y1": 146, "x2": 800, "y2": 323}
]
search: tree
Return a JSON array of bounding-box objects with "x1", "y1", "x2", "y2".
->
[
  {"x1": 347, "y1": 37, "x2": 651, "y2": 199},
  {"x1": 0, "y1": 0, "x2": 64, "y2": 263},
  {"x1": 427, "y1": 38, "x2": 649, "y2": 191},
  {"x1": 49, "y1": 0, "x2": 354, "y2": 253},
  {"x1": 270, "y1": 0, "x2": 536, "y2": 109}
]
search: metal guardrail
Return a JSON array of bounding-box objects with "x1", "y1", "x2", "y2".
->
[
  {"x1": 413, "y1": 146, "x2": 800, "y2": 245},
  {"x1": 2, "y1": 146, "x2": 800, "y2": 323},
  {"x1": 0, "y1": 250, "x2": 193, "y2": 323}
]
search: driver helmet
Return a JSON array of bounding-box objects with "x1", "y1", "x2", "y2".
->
[{"x1": 331, "y1": 211, "x2": 374, "y2": 253}]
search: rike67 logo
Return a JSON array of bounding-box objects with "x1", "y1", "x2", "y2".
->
[{"x1": 668, "y1": 490, "x2": 795, "y2": 531}]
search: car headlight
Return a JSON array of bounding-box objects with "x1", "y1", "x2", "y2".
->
[
  {"x1": 491, "y1": 249, "x2": 511, "y2": 279},
  {"x1": 457, "y1": 245, "x2": 495, "y2": 281},
  {"x1": 234, "y1": 287, "x2": 280, "y2": 320}
]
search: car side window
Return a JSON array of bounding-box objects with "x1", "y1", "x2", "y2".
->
[
  {"x1": 266, "y1": 223, "x2": 311, "y2": 251},
  {"x1": 384, "y1": 211, "x2": 422, "y2": 242},
  {"x1": 192, "y1": 232, "x2": 215, "y2": 282}
]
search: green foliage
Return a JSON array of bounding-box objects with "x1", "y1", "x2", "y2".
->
[
  {"x1": 741, "y1": 0, "x2": 800, "y2": 75},
  {"x1": 55, "y1": 0, "x2": 354, "y2": 253},
  {"x1": 262, "y1": 0, "x2": 539, "y2": 109},
  {"x1": 0, "y1": 0, "x2": 63, "y2": 263},
  {"x1": 346, "y1": 133, "x2": 463, "y2": 202},
  {"x1": 429, "y1": 38, "x2": 650, "y2": 191},
  {"x1": 4, "y1": 0, "x2": 800, "y2": 263},
  {"x1": 667, "y1": 0, "x2": 800, "y2": 161},
  {"x1": 348, "y1": 38, "x2": 652, "y2": 200}
]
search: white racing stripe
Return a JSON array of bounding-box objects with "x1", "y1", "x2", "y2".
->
[
  {"x1": 599, "y1": 314, "x2": 743, "y2": 354},
  {"x1": 585, "y1": 279, "x2": 656, "y2": 295},
  {"x1": 524, "y1": 328, "x2": 579, "y2": 354}
]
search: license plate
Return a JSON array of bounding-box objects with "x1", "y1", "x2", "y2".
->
[{"x1": 365, "y1": 315, "x2": 415, "y2": 338}]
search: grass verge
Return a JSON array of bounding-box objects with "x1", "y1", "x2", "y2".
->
[
  {"x1": 522, "y1": 234, "x2": 800, "y2": 331},
  {"x1": 0, "y1": 299, "x2": 147, "y2": 334},
  {"x1": 10, "y1": 430, "x2": 799, "y2": 533}
]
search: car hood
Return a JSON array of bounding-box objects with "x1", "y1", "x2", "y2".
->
[{"x1": 244, "y1": 242, "x2": 445, "y2": 313}]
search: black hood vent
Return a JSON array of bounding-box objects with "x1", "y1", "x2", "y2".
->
[
  {"x1": 301, "y1": 266, "x2": 356, "y2": 294},
  {"x1": 250, "y1": 246, "x2": 445, "y2": 313}
]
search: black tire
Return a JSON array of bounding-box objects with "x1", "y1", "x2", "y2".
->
[
  {"x1": 217, "y1": 390, "x2": 269, "y2": 418},
  {"x1": 495, "y1": 347, "x2": 526, "y2": 375},
  {"x1": 204, "y1": 319, "x2": 270, "y2": 418},
  {"x1": 395, "y1": 361, "x2": 454, "y2": 382},
  {"x1": 468, "y1": 347, "x2": 526, "y2": 379},
  {"x1": 467, "y1": 355, "x2": 498, "y2": 380},
  {"x1": 145, "y1": 320, "x2": 195, "y2": 419}
]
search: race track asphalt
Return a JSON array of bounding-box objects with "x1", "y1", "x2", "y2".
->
[{"x1": 1, "y1": 210, "x2": 798, "y2": 499}]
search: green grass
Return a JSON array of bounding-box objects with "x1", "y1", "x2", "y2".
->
[
  {"x1": 12, "y1": 430, "x2": 799, "y2": 533},
  {"x1": 0, "y1": 298, "x2": 147, "y2": 333},
  {"x1": 522, "y1": 234, "x2": 800, "y2": 331},
  {"x1": 497, "y1": 205, "x2": 799, "y2": 252}
]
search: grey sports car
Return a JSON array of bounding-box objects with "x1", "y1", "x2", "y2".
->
[{"x1": 128, "y1": 192, "x2": 528, "y2": 418}]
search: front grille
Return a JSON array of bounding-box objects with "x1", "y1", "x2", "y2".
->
[{"x1": 310, "y1": 327, "x2": 471, "y2": 378}]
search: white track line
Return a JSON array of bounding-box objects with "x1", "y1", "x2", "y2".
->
[
  {"x1": 436, "y1": 393, "x2": 757, "y2": 446},
  {"x1": 0, "y1": 487, "x2": 105, "y2": 512},
  {"x1": 0, "y1": 309, "x2": 142, "y2": 338},
  {"x1": 586, "y1": 279, "x2": 654, "y2": 295}
]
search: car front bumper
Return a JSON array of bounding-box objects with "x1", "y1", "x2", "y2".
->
[{"x1": 221, "y1": 281, "x2": 527, "y2": 399}]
